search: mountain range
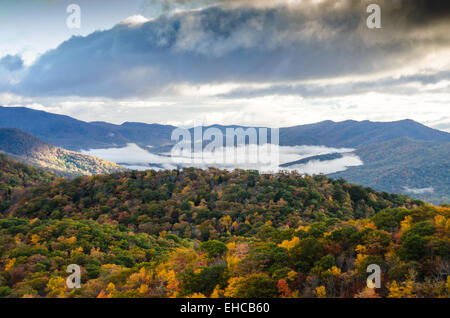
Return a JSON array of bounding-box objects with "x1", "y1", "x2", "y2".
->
[
  {"x1": 279, "y1": 119, "x2": 450, "y2": 147},
  {"x1": 2, "y1": 106, "x2": 449, "y2": 150},
  {"x1": 0, "y1": 106, "x2": 173, "y2": 151},
  {"x1": 0, "y1": 105, "x2": 449, "y2": 203}
]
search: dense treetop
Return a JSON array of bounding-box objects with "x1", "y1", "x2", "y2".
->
[
  {"x1": 8, "y1": 168, "x2": 423, "y2": 238},
  {"x1": 0, "y1": 154, "x2": 55, "y2": 213},
  {"x1": 0, "y1": 160, "x2": 448, "y2": 298}
]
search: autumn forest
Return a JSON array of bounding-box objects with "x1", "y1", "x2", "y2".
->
[{"x1": 0, "y1": 155, "x2": 448, "y2": 298}]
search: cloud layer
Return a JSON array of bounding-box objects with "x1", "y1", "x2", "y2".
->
[
  {"x1": 10, "y1": 0, "x2": 450, "y2": 98},
  {"x1": 82, "y1": 142, "x2": 360, "y2": 173}
]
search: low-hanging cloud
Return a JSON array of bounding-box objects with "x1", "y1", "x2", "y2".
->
[
  {"x1": 81, "y1": 142, "x2": 359, "y2": 173},
  {"x1": 403, "y1": 186, "x2": 434, "y2": 194},
  {"x1": 9, "y1": 0, "x2": 450, "y2": 98},
  {"x1": 286, "y1": 154, "x2": 363, "y2": 175}
]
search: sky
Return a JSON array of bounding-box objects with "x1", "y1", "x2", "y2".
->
[{"x1": 0, "y1": 0, "x2": 449, "y2": 131}]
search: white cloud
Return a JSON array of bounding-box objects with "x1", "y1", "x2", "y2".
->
[
  {"x1": 120, "y1": 15, "x2": 151, "y2": 26},
  {"x1": 10, "y1": 1, "x2": 450, "y2": 99},
  {"x1": 403, "y1": 186, "x2": 434, "y2": 194},
  {"x1": 82, "y1": 143, "x2": 177, "y2": 169},
  {"x1": 81, "y1": 142, "x2": 361, "y2": 174},
  {"x1": 285, "y1": 154, "x2": 363, "y2": 175}
]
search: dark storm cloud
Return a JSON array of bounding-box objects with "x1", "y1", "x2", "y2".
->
[
  {"x1": 149, "y1": 0, "x2": 450, "y2": 25},
  {"x1": 0, "y1": 54, "x2": 24, "y2": 71},
  {"x1": 396, "y1": 0, "x2": 450, "y2": 26},
  {"x1": 10, "y1": 0, "x2": 450, "y2": 98}
]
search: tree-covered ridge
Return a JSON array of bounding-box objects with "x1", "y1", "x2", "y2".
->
[
  {"x1": 9, "y1": 168, "x2": 423, "y2": 237},
  {"x1": 0, "y1": 154, "x2": 56, "y2": 213},
  {"x1": 0, "y1": 128, "x2": 124, "y2": 177},
  {"x1": 0, "y1": 164, "x2": 448, "y2": 298},
  {"x1": 0, "y1": 205, "x2": 448, "y2": 298}
]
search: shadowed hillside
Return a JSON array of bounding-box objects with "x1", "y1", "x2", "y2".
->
[
  {"x1": 0, "y1": 154, "x2": 56, "y2": 212},
  {"x1": 0, "y1": 129, "x2": 124, "y2": 177},
  {"x1": 0, "y1": 106, "x2": 130, "y2": 150},
  {"x1": 280, "y1": 120, "x2": 450, "y2": 148},
  {"x1": 330, "y1": 137, "x2": 450, "y2": 204}
]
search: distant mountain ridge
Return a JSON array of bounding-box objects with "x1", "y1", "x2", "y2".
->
[
  {"x1": 279, "y1": 119, "x2": 450, "y2": 147},
  {"x1": 90, "y1": 121, "x2": 176, "y2": 149},
  {"x1": 0, "y1": 106, "x2": 130, "y2": 150},
  {"x1": 329, "y1": 137, "x2": 450, "y2": 204},
  {"x1": 1, "y1": 106, "x2": 449, "y2": 151},
  {"x1": 0, "y1": 128, "x2": 124, "y2": 177}
]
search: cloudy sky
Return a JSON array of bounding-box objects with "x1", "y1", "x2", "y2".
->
[{"x1": 0, "y1": 0, "x2": 449, "y2": 130}]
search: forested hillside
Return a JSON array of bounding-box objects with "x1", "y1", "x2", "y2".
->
[
  {"x1": 0, "y1": 154, "x2": 56, "y2": 213},
  {"x1": 330, "y1": 137, "x2": 450, "y2": 204},
  {"x1": 8, "y1": 168, "x2": 423, "y2": 227},
  {"x1": 0, "y1": 129, "x2": 124, "y2": 177},
  {"x1": 0, "y1": 164, "x2": 448, "y2": 298}
]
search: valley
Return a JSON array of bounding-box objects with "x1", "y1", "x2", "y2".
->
[{"x1": 1, "y1": 106, "x2": 448, "y2": 204}]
